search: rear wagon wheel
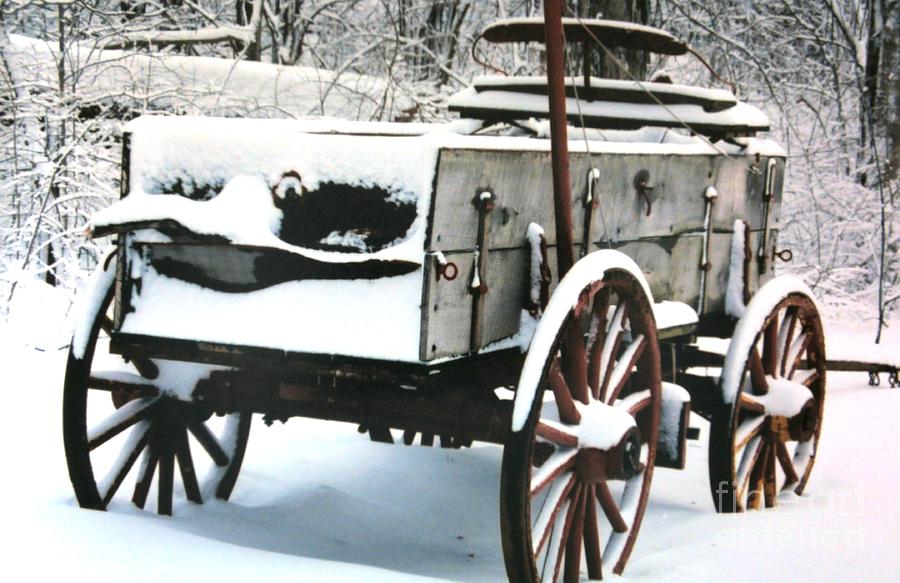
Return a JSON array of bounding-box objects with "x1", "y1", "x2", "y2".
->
[{"x1": 63, "y1": 259, "x2": 251, "y2": 515}]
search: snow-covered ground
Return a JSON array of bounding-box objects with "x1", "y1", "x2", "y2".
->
[{"x1": 1, "y1": 282, "x2": 898, "y2": 582}]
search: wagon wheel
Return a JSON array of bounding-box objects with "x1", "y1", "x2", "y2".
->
[
  {"x1": 502, "y1": 252, "x2": 661, "y2": 581},
  {"x1": 63, "y1": 258, "x2": 251, "y2": 515},
  {"x1": 708, "y1": 278, "x2": 826, "y2": 513}
]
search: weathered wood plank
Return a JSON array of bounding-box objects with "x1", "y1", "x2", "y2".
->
[{"x1": 428, "y1": 149, "x2": 780, "y2": 254}]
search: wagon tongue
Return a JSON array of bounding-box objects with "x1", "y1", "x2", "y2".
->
[{"x1": 543, "y1": 0, "x2": 576, "y2": 280}]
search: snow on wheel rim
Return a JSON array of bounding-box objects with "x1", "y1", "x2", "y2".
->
[{"x1": 512, "y1": 250, "x2": 654, "y2": 432}]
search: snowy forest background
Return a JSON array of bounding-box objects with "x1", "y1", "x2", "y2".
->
[{"x1": 1, "y1": 0, "x2": 898, "y2": 339}]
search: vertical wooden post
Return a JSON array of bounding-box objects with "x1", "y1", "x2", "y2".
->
[{"x1": 543, "y1": 0, "x2": 576, "y2": 279}]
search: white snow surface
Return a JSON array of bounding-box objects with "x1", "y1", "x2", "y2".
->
[
  {"x1": 102, "y1": 115, "x2": 443, "y2": 264},
  {"x1": 473, "y1": 75, "x2": 738, "y2": 104},
  {"x1": 449, "y1": 87, "x2": 770, "y2": 129},
  {"x1": 653, "y1": 301, "x2": 699, "y2": 332},
  {"x1": 526, "y1": 222, "x2": 545, "y2": 308},
  {"x1": 123, "y1": 265, "x2": 424, "y2": 362},
  {"x1": 659, "y1": 382, "x2": 691, "y2": 461},
  {"x1": 486, "y1": 17, "x2": 680, "y2": 39},
  {"x1": 512, "y1": 250, "x2": 654, "y2": 432},
  {"x1": 721, "y1": 276, "x2": 818, "y2": 404},
  {"x1": 8, "y1": 34, "x2": 409, "y2": 119},
  {"x1": 3, "y1": 283, "x2": 900, "y2": 582},
  {"x1": 753, "y1": 378, "x2": 814, "y2": 417},
  {"x1": 573, "y1": 399, "x2": 637, "y2": 449}
]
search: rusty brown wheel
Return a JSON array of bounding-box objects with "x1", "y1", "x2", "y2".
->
[
  {"x1": 63, "y1": 258, "x2": 251, "y2": 515},
  {"x1": 502, "y1": 252, "x2": 661, "y2": 582},
  {"x1": 709, "y1": 278, "x2": 826, "y2": 513}
]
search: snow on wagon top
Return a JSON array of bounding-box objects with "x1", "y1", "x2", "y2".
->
[
  {"x1": 94, "y1": 116, "x2": 450, "y2": 264},
  {"x1": 91, "y1": 114, "x2": 784, "y2": 265}
]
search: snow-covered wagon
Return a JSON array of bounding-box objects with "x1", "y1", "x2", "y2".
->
[{"x1": 63, "y1": 13, "x2": 830, "y2": 582}]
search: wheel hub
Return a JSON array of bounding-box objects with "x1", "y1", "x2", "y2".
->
[{"x1": 575, "y1": 426, "x2": 643, "y2": 482}]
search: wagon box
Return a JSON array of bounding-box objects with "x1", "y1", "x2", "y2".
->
[{"x1": 91, "y1": 116, "x2": 785, "y2": 365}]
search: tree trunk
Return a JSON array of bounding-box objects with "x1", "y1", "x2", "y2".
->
[
  {"x1": 880, "y1": 0, "x2": 899, "y2": 178},
  {"x1": 236, "y1": 0, "x2": 261, "y2": 61},
  {"x1": 568, "y1": 0, "x2": 649, "y2": 80}
]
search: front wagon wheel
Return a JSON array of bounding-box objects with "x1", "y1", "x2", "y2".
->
[
  {"x1": 502, "y1": 253, "x2": 661, "y2": 582},
  {"x1": 63, "y1": 258, "x2": 251, "y2": 515}
]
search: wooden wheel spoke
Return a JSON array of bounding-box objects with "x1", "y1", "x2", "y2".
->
[
  {"x1": 562, "y1": 327, "x2": 590, "y2": 405},
  {"x1": 587, "y1": 289, "x2": 611, "y2": 398},
  {"x1": 774, "y1": 439, "x2": 800, "y2": 485},
  {"x1": 605, "y1": 334, "x2": 647, "y2": 405},
  {"x1": 132, "y1": 442, "x2": 159, "y2": 509},
  {"x1": 564, "y1": 485, "x2": 587, "y2": 583},
  {"x1": 597, "y1": 303, "x2": 627, "y2": 402},
  {"x1": 776, "y1": 309, "x2": 797, "y2": 373},
  {"x1": 794, "y1": 369, "x2": 819, "y2": 387},
  {"x1": 174, "y1": 430, "x2": 203, "y2": 504},
  {"x1": 583, "y1": 485, "x2": 603, "y2": 580},
  {"x1": 541, "y1": 496, "x2": 572, "y2": 582},
  {"x1": 738, "y1": 391, "x2": 766, "y2": 415},
  {"x1": 188, "y1": 421, "x2": 230, "y2": 467},
  {"x1": 536, "y1": 420, "x2": 579, "y2": 448},
  {"x1": 99, "y1": 422, "x2": 151, "y2": 506},
  {"x1": 734, "y1": 415, "x2": 766, "y2": 454},
  {"x1": 784, "y1": 331, "x2": 811, "y2": 379},
  {"x1": 533, "y1": 472, "x2": 577, "y2": 558},
  {"x1": 552, "y1": 485, "x2": 582, "y2": 583},
  {"x1": 531, "y1": 448, "x2": 579, "y2": 497},
  {"x1": 87, "y1": 374, "x2": 160, "y2": 398},
  {"x1": 596, "y1": 481, "x2": 628, "y2": 533},
  {"x1": 735, "y1": 436, "x2": 765, "y2": 503},
  {"x1": 746, "y1": 441, "x2": 769, "y2": 510},
  {"x1": 763, "y1": 442, "x2": 777, "y2": 508},
  {"x1": 617, "y1": 389, "x2": 652, "y2": 416},
  {"x1": 549, "y1": 360, "x2": 582, "y2": 425},
  {"x1": 748, "y1": 347, "x2": 769, "y2": 394},
  {"x1": 762, "y1": 318, "x2": 780, "y2": 377},
  {"x1": 157, "y1": 435, "x2": 175, "y2": 516},
  {"x1": 88, "y1": 397, "x2": 159, "y2": 451}
]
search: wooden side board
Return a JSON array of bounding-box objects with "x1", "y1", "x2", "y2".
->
[
  {"x1": 421, "y1": 145, "x2": 782, "y2": 361},
  {"x1": 427, "y1": 148, "x2": 779, "y2": 252},
  {"x1": 419, "y1": 228, "x2": 776, "y2": 361}
]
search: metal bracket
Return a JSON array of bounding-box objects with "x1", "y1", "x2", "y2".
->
[
  {"x1": 697, "y1": 186, "x2": 718, "y2": 314},
  {"x1": 773, "y1": 249, "x2": 793, "y2": 263},
  {"x1": 432, "y1": 251, "x2": 459, "y2": 281},
  {"x1": 757, "y1": 158, "x2": 777, "y2": 274},
  {"x1": 470, "y1": 188, "x2": 496, "y2": 351},
  {"x1": 634, "y1": 169, "x2": 654, "y2": 216},
  {"x1": 581, "y1": 168, "x2": 601, "y2": 258}
]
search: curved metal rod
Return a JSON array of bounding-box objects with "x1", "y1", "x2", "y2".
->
[
  {"x1": 470, "y1": 31, "x2": 510, "y2": 76},
  {"x1": 685, "y1": 45, "x2": 737, "y2": 95}
]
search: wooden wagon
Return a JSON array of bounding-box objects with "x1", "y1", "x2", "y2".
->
[{"x1": 63, "y1": 10, "x2": 833, "y2": 582}]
